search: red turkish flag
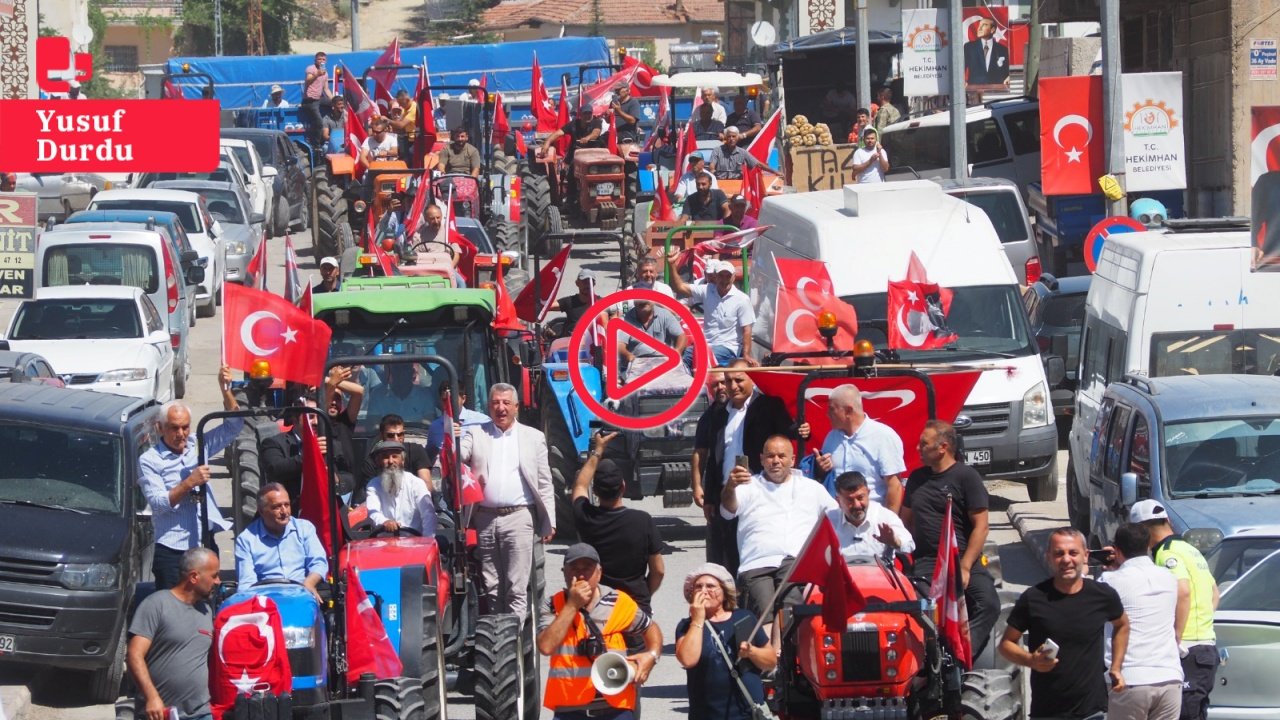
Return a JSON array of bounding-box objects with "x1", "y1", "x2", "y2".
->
[
  {"x1": 621, "y1": 55, "x2": 664, "y2": 97},
  {"x1": 607, "y1": 111, "x2": 619, "y2": 156},
  {"x1": 438, "y1": 410, "x2": 484, "y2": 507},
  {"x1": 492, "y1": 259, "x2": 521, "y2": 330},
  {"x1": 162, "y1": 78, "x2": 183, "y2": 100},
  {"x1": 746, "y1": 108, "x2": 783, "y2": 168},
  {"x1": 1039, "y1": 75, "x2": 1103, "y2": 196},
  {"x1": 345, "y1": 566, "x2": 404, "y2": 683},
  {"x1": 514, "y1": 243, "x2": 571, "y2": 323},
  {"x1": 297, "y1": 416, "x2": 334, "y2": 557},
  {"x1": 556, "y1": 77, "x2": 572, "y2": 157},
  {"x1": 930, "y1": 496, "x2": 973, "y2": 669},
  {"x1": 493, "y1": 92, "x2": 510, "y2": 147},
  {"x1": 785, "y1": 517, "x2": 865, "y2": 627},
  {"x1": 222, "y1": 283, "x2": 332, "y2": 386},
  {"x1": 283, "y1": 235, "x2": 301, "y2": 304},
  {"x1": 772, "y1": 257, "x2": 858, "y2": 354},
  {"x1": 886, "y1": 252, "x2": 957, "y2": 351},
  {"x1": 245, "y1": 236, "x2": 268, "y2": 291},
  {"x1": 670, "y1": 119, "x2": 696, "y2": 193},
  {"x1": 368, "y1": 37, "x2": 401, "y2": 113},
  {"x1": 209, "y1": 595, "x2": 292, "y2": 718},
  {"x1": 650, "y1": 183, "x2": 675, "y2": 222},
  {"x1": 1250, "y1": 106, "x2": 1280, "y2": 269},
  {"x1": 414, "y1": 60, "x2": 437, "y2": 137},
  {"x1": 298, "y1": 283, "x2": 313, "y2": 316},
  {"x1": 441, "y1": 186, "x2": 478, "y2": 280},
  {"x1": 645, "y1": 88, "x2": 670, "y2": 152},
  {"x1": 531, "y1": 54, "x2": 559, "y2": 132},
  {"x1": 403, "y1": 173, "x2": 432, "y2": 239},
  {"x1": 339, "y1": 63, "x2": 379, "y2": 125}
]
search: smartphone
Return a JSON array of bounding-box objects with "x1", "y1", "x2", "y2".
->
[
  {"x1": 735, "y1": 454, "x2": 749, "y2": 469},
  {"x1": 1037, "y1": 638, "x2": 1060, "y2": 661},
  {"x1": 1088, "y1": 549, "x2": 1115, "y2": 564},
  {"x1": 589, "y1": 420, "x2": 604, "y2": 433}
]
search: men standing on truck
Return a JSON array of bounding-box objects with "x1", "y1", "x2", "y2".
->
[
  {"x1": 664, "y1": 256, "x2": 752, "y2": 368},
  {"x1": 814, "y1": 384, "x2": 906, "y2": 510},
  {"x1": 300, "y1": 52, "x2": 331, "y2": 145}
]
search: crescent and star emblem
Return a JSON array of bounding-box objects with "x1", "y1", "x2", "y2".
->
[
  {"x1": 1250, "y1": 122, "x2": 1280, "y2": 185},
  {"x1": 239, "y1": 311, "x2": 297, "y2": 356},
  {"x1": 784, "y1": 308, "x2": 818, "y2": 348},
  {"x1": 1053, "y1": 114, "x2": 1094, "y2": 164},
  {"x1": 895, "y1": 307, "x2": 933, "y2": 347}
]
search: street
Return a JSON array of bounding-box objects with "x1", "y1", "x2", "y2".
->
[{"x1": 0, "y1": 224, "x2": 1064, "y2": 719}]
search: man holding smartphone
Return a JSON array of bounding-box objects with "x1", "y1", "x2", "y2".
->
[{"x1": 851, "y1": 127, "x2": 889, "y2": 183}]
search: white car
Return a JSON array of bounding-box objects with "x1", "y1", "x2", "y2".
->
[
  {"x1": 15, "y1": 172, "x2": 112, "y2": 221},
  {"x1": 220, "y1": 137, "x2": 274, "y2": 227},
  {"x1": 89, "y1": 188, "x2": 225, "y2": 318},
  {"x1": 2, "y1": 286, "x2": 175, "y2": 403}
]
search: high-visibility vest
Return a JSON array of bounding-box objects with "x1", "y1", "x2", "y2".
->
[{"x1": 544, "y1": 589, "x2": 639, "y2": 711}]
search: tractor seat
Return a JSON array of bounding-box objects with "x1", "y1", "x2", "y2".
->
[
  {"x1": 398, "y1": 252, "x2": 455, "y2": 282},
  {"x1": 574, "y1": 147, "x2": 621, "y2": 167},
  {"x1": 433, "y1": 175, "x2": 479, "y2": 202}
]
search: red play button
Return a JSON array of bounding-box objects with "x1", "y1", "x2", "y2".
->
[{"x1": 602, "y1": 316, "x2": 683, "y2": 401}]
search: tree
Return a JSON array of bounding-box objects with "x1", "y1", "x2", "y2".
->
[
  {"x1": 403, "y1": 0, "x2": 497, "y2": 46},
  {"x1": 176, "y1": 0, "x2": 299, "y2": 57}
]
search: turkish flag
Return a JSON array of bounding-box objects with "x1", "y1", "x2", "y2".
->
[
  {"x1": 556, "y1": 77, "x2": 572, "y2": 157},
  {"x1": 785, "y1": 517, "x2": 864, "y2": 627},
  {"x1": 438, "y1": 412, "x2": 484, "y2": 507},
  {"x1": 414, "y1": 60, "x2": 437, "y2": 138},
  {"x1": 403, "y1": 173, "x2": 432, "y2": 239},
  {"x1": 162, "y1": 78, "x2": 183, "y2": 100},
  {"x1": 741, "y1": 165, "x2": 764, "y2": 218},
  {"x1": 344, "y1": 105, "x2": 366, "y2": 180},
  {"x1": 1250, "y1": 106, "x2": 1280, "y2": 269},
  {"x1": 209, "y1": 595, "x2": 292, "y2": 719},
  {"x1": 298, "y1": 283, "x2": 312, "y2": 316},
  {"x1": 1039, "y1": 75, "x2": 1103, "y2": 196},
  {"x1": 440, "y1": 187, "x2": 478, "y2": 281},
  {"x1": 607, "y1": 111, "x2": 619, "y2": 156},
  {"x1": 886, "y1": 252, "x2": 957, "y2": 351},
  {"x1": 930, "y1": 497, "x2": 973, "y2": 668},
  {"x1": 245, "y1": 236, "x2": 268, "y2": 292},
  {"x1": 371, "y1": 239, "x2": 399, "y2": 277},
  {"x1": 345, "y1": 566, "x2": 404, "y2": 683},
  {"x1": 298, "y1": 416, "x2": 334, "y2": 557},
  {"x1": 223, "y1": 283, "x2": 332, "y2": 387},
  {"x1": 283, "y1": 235, "x2": 301, "y2": 304},
  {"x1": 493, "y1": 92, "x2": 510, "y2": 148},
  {"x1": 621, "y1": 55, "x2": 664, "y2": 97},
  {"x1": 670, "y1": 119, "x2": 696, "y2": 193},
  {"x1": 746, "y1": 108, "x2": 783, "y2": 168},
  {"x1": 650, "y1": 183, "x2": 675, "y2": 222},
  {"x1": 772, "y1": 257, "x2": 858, "y2": 355},
  {"x1": 514, "y1": 243, "x2": 571, "y2": 323},
  {"x1": 645, "y1": 88, "x2": 670, "y2": 152},
  {"x1": 492, "y1": 259, "x2": 521, "y2": 330},
  {"x1": 531, "y1": 54, "x2": 559, "y2": 133},
  {"x1": 368, "y1": 37, "x2": 401, "y2": 114},
  {"x1": 339, "y1": 63, "x2": 379, "y2": 126}
]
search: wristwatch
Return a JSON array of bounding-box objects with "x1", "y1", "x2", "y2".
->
[
  {"x1": 647, "y1": 650, "x2": 660, "y2": 663},
  {"x1": 589, "y1": 450, "x2": 602, "y2": 458}
]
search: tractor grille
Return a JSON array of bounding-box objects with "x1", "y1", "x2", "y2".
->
[
  {"x1": 821, "y1": 697, "x2": 908, "y2": 719},
  {"x1": 956, "y1": 402, "x2": 1011, "y2": 438},
  {"x1": 0, "y1": 601, "x2": 58, "y2": 628},
  {"x1": 840, "y1": 628, "x2": 881, "y2": 682},
  {"x1": 0, "y1": 555, "x2": 59, "y2": 586}
]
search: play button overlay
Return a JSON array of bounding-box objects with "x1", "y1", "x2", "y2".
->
[{"x1": 568, "y1": 288, "x2": 709, "y2": 431}]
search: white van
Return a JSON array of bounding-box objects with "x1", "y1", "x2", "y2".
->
[
  {"x1": 1066, "y1": 221, "x2": 1280, "y2": 526},
  {"x1": 750, "y1": 181, "x2": 1061, "y2": 500}
]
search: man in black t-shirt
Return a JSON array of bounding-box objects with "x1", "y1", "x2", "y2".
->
[
  {"x1": 681, "y1": 172, "x2": 730, "y2": 223},
  {"x1": 551, "y1": 268, "x2": 599, "y2": 339},
  {"x1": 571, "y1": 431, "x2": 665, "y2": 613},
  {"x1": 1000, "y1": 528, "x2": 1130, "y2": 719},
  {"x1": 902, "y1": 419, "x2": 1001, "y2": 658},
  {"x1": 610, "y1": 85, "x2": 642, "y2": 142},
  {"x1": 357, "y1": 413, "x2": 434, "y2": 505}
]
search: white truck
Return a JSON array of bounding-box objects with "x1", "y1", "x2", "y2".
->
[
  {"x1": 1066, "y1": 219, "x2": 1280, "y2": 530},
  {"x1": 749, "y1": 180, "x2": 1062, "y2": 500}
]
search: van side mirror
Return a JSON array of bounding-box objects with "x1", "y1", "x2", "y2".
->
[
  {"x1": 250, "y1": 212, "x2": 266, "y2": 226},
  {"x1": 181, "y1": 250, "x2": 199, "y2": 265},
  {"x1": 186, "y1": 265, "x2": 206, "y2": 285},
  {"x1": 1120, "y1": 472, "x2": 1138, "y2": 507},
  {"x1": 1044, "y1": 355, "x2": 1066, "y2": 386}
]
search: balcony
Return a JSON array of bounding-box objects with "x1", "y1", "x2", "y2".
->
[{"x1": 98, "y1": 0, "x2": 183, "y2": 23}]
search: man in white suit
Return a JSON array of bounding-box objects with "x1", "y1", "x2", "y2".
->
[{"x1": 461, "y1": 383, "x2": 556, "y2": 619}]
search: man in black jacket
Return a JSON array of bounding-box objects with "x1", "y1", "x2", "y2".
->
[
  {"x1": 700, "y1": 359, "x2": 810, "y2": 576},
  {"x1": 260, "y1": 402, "x2": 353, "y2": 506}
]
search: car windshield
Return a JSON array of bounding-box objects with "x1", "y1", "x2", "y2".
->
[
  {"x1": 9, "y1": 299, "x2": 142, "y2": 340},
  {"x1": 0, "y1": 423, "x2": 122, "y2": 514},
  {"x1": 948, "y1": 190, "x2": 1029, "y2": 244},
  {"x1": 1151, "y1": 329, "x2": 1280, "y2": 377},
  {"x1": 841, "y1": 284, "x2": 1036, "y2": 361},
  {"x1": 197, "y1": 190, "x2": 245, "y2": 224},
  {"x1": 91, "y1": 200, "x2": 203, "y2": 234},
  {"x1": 228, "y1": 146, "x2": 255, "y2": 173},
  {"x1": 455, "y1": 225, "x2": 496, "y2": 254},
  {"x1": 326, "y1": 326, "x2": 491, "y2": 432},
  {"x1": 1218, "y1": 549, "x2": 1280, "y2": 612},
  {"x1": 1163, "y1": 416, "x2": 1280, "y2": 497},
  {"x1": 42, "y1": 244, "x2": 158, "y2": 294},
  {"x1": 1207, "y1": 537, "x2": 1280, "y2": 585}
]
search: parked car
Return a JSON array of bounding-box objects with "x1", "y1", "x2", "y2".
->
[
  {"x1": 0, "y1": 381, "x2": 159, "y2": 703},
  {"x1": 1211, "y1": 547, "x2": 1280, "y2": 719},
  {"x1": 1206, "y1": 530, "x2": 1280, "y2": 589},
  {"x1": 936, "y1": 177, "x2": 1040, "y2": 284},
  {"x1": 219, "y1": 128, "x2": 309, "y2": 237},
  {"x1": 15, "y1": 172, "x2": 112, "y2": 221},
  {"x1": 89, "y1": 188, "x2": 225, "y2": 318},
  {"x1": 220, "y1": 137, "x2": 274, "y2": 226},
  {"x1": 151, "y1": 179, "x2": 264, "y2": 286},
  {"x1": 132, "y1": 160, "x2": 245, "y2": 195},
  {"x1": 2, "y1": 286, "x2": 176, "y2": 402},
  {"x1": 1022, "y1": 272, "x2": 1091, "y2": 432},
  {"x1": 0, "y1": 349, "x2": 63, "y2": 387},
  {"x1": 1074, "y1": 373, "x2": 1280, "y2": 550}
]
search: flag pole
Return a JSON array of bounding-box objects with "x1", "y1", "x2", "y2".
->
[{"x1": 743, "y1": 515, "x2": 826, "y2": 642}]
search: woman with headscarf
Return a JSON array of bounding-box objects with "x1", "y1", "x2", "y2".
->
[{"x1": 675, "y1": 563, "x2": 776, "y2": 720}]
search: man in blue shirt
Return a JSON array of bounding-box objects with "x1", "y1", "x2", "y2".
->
[
  {"x1": 426, "y1": 382, "x2": 489, "y2": 465},
  {"x1": 139, "y1": 402, "x2": 231, "y2": 589},
  {"x1": 234, "y1": 482, "x2": 329, "y2": 601},
  {"x1": 814, "y1": 384, "x2": 907, "y2": 512}
]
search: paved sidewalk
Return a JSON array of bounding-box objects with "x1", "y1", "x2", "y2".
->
[
  {"x1": 1007, "y1": 500, "x2": 1070, "y2": 575},
  {"x1": 1, "y1": 685, "x2": 30, "y2": 720}
]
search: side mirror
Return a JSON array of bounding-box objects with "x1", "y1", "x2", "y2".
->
[
  {"x1": 186, "y1": 265, "x2": 206, "y2": 285},
  {"x1": 1120, "y1": 472, "x2": 1138, "y2": 507},
  {"x1": 262, "y1": 166, "x2": 279, "y2": 180},
  {"x1": 148, "y1": 329, "x2": 171, "y2": 345},
  {"x1": 250, "y1": 212, "x2": 266, "y2": 226},
  {"x1": 181, "y1": 249, "x2": 199, "y2": 264},
  {"x1": 1044, "y1": 355, "x2": 1066, "y2": 386}
]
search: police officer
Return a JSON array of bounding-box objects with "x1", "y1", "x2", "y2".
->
[{"x1": 1131, "y1": 499, "x2": 1220, "y2": 720}]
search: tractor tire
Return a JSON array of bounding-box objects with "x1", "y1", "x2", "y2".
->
[
  {"x1": 233, "y1": 418, "x2": 278, "y2": 531},
  {"x1": 522, "y1": 546, "x2": 544, "y2": 719},
  {"x1": 493, "y1": 149, "x2": 519, "y2": 176},
  {"x1": 522, "y1": 174, "x2": 553, "y2": 256},
  {"x1": 1066, "y1": 461, "x2": 1089, "y2": 534},
  {"x1": 474, "y1": 614, "x2": 534, "y2": 720},
  {"x1": 272, "y1": 196, "x2": 290, "y2": 239},
  {"x1": 540, "y1": 384, "x2": 580, "y2": 541},
  {"x1": 491, "y1": 220, "x2": 520, "y2": 253},
  {"x1": 960, "y1": 669, "x2": 1022, "y2": 720},
  {"x1": 87, "y1": 627, "x2": 127, "y2": 704},
  {"x1": 544, "y1": 206, "x2": 564, "y2": 257},
  {"x1": 625, "y1": 165, "x2": 639, "y2": 209},
  {"x1": 314, "y1": 168, "x2": 351, "y2": 261},
  {"x1": 374, "y1": 677, "x2": 427, "y2": 720},
  {"x1": 420, "y1": 585, "x2": 448, "y2": 720}
]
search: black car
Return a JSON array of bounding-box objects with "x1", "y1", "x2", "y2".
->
[
  {"x1": 1022, "y1": 273, "x2": 1091, "y2": 425},
  {"x1": 0, "y1": 348, "x2": 63, "y2": 386},
  {"x1": 220, "y1": 128, "x2": 309, "y2": 237}
]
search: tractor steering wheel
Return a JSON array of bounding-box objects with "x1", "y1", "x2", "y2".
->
[
  {"x1": 369, "y1": 525, "x2": 424, "y2": 538},
  {"x1": 411, "y1": 238, "x2": 458, "y2": 259}
]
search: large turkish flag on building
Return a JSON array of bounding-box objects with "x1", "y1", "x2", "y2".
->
[
  {"x1": 1039, "y1": 75, "x2": 1104, "y2": 196},
  {"x1": 223, "y1": 283, "x2": 332, "y2": 387},
  {"x1": 1251, "y1": 106, "x2": 1280, "y2": 270}
]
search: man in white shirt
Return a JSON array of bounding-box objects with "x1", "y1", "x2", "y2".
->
[
  {"x1": 851, "y1": 127, "x2": 889, "y2": 183},
  {"x1": 673, "y1": 155, "x2": 719, "y2": 201},
  {"x1": 1101, "y1": 522, "x2": 1183, "y2": 720},
  {"x1": 665, "y1": 257, "x2": 755, "y2": 369},
  {"x1": 721, "y1": 435, "x2": 836, "y2": 622},
  {"x1": 361, "y1": 117, "x2": 400, "y2": 166},
  {"x1": 365, "y1": 440, "x2": 437, "y2": 537},
  {"x1": 700, "y1": 87, "x2": 728, "y2": 124},
  {"x1": 828, "y1": 471, "x2": 913, "y2": 561},
  {"x1": 629, "y1": 256, "x2": 675, "y2": 298},
  {"x1": 262, "y1": 84, "x2": 290, "y2": 108},
  {"x1": 815, "y1": 384, "x2": 907, "y2": 511}
]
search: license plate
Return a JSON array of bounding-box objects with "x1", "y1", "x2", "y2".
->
[
  {"x1": 964, "y1": 449, "x2": 991, "y2": 465},
  {"x1": 0, "y1": 634, "x2": 14, "y2": 654},
  {"x1": 595, "y1": 183, "x2": 615, "y2": 195}
]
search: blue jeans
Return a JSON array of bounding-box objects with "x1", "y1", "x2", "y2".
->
[{"x1": 683, "y1": 344, "x2": 740, "y2": 371}]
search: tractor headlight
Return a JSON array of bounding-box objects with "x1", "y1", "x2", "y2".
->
[
  {"x1": 283, "y1": 626, "x2": 315, "y2": 649},
  {"x1": 1021, "y1": 381, "x2": 1050, "y2": 429},
  {"x1": 60, "y1": 563, "x2": 119, "y2": 590}
]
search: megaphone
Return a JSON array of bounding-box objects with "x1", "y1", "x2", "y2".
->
[{"x1": 589, "y1": 651, "x2": 635, "y2": 696}]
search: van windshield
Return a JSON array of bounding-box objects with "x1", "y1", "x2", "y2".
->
[
  {"x1": 0, "y1": 423, "x2": 122, "y2": 514},
  {"x1": 43, "y1": 244, "x2": 158, "y2": 294},
  {"x1": 92, "y1": 200, "x2": 203, "y2": 234},
  {"x1": 1151, "y1": 329, "x2": 1280, "y2": 377},
  {"x1": 842, "y1": 284, "x2": 1036, "y2": 360},
  {"x1": 948, "y1": 190, "x2": 1030, "y2": 244},
  {"x1": 1163, "y1": 416, "x2": 1280, "y2": 498}
]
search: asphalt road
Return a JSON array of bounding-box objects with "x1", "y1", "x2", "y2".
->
[{"x1": 0, "y1": 224, "x2": 1064, "y2": 719}]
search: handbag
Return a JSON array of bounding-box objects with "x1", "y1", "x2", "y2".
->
[{"x1": 704, "y1": 617, "x2": 778, "y2": 720}]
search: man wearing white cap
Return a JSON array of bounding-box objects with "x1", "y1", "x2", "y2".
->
[
  {"x1": 665, "y1": 254, "x2": 754, "y2": 368},
  {"x1": 262, "y1": 84, "x2": 290, "y2": 108},
  {"x1": 314, "y1": 256, "x2": 341, "y2": 293}
]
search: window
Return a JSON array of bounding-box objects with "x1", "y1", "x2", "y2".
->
[
  {"x1": 104, "y1": 45, "x2": 139, "y2": 73},
  {"x1": 968, "y1": 118, "x2": 1009, "y2": 165},
  {"x1": 10, "y1": 299, "x2": 143, "y2": 341},
  {"x1": 141, "y1": 297, "x2": 164, "y2": 333},
  {"x1": 43, "y1": 244, "x2": 159, "y2": 294},
  {"x1": 1002, "y1": 110, "x2": 1040, "y2": 155},
  {"x1": 1104, "y1": 405, "x2": 1131, "y2": 481},
  {"x1": 1129, "y1": 414, "x2": 1151, "y2": 489},
  {"x1": 949, "y1": 189, "x2": 1030, "y2": 244},
  {"x1": 1090, "y1": 396, "x2": 1116, "y2": 477},
  {"x1": 1081, "y1": 317, "x2": 1130, "y2": 390},
  {"x1": 1151, "y1": 329, "x2": 1280, "y2": 377},
  {"x1": 0, "y1": 423, "x2": 123, "y2": 513}
]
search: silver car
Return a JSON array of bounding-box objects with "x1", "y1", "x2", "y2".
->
[
  {"x1": 1211, "y1": 547, "x2": 1280, "y2": 718},
  {"x1": 151, "y1": 180, "x2": 264, "y2": 285},
  {"x1": 15, "y1": 173, "x2": 112, "y2": 221}
]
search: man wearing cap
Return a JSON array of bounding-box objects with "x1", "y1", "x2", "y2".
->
[
  {"x1": 550, "y1": 269, "x2": 602, "y2": 339},
  {"x1": 619, "y1": 298, "x2": 688, "y2": 373},
  {"x1": 679, "y1": 173, "x2": 730, "y2": 223},
  {"x1": 356, "y1": 413, "x2": 434, "y2": 504},
  {"x1": 262, "y1": 84, "x2": 291, "y2": 108},
  {"x1": 673, "y1": 155, "x2": 719, "y2": 202},
  {"x1": 852, "y1": 127, "x2": 890, "y2": 183},
  {"x1": 611, "y1": 85, "x2": 642, "y2": 143},
  {"x1": 314, "y1": 256, "x2": 341, "y2": 293},
  {"x1": 709, "y1": 126, "x2": 765, "y2": 180},
  {"x1": 725, "y1": 95, "x2": 763, "y2": 142},
  {"x1": 537, "y1": 543, "x2": 663, "y2": 719},
  {"x1": 365, "y1": 440, "x2": 437, "y2": 537},
  {"x1": 1131, "y1": 499, "x2": 1220, "y2": 720},
  {"x1": 723, "y1": 194, "x2": 758, "y2": 232},
  {"x1": 666, "y1": 252, "x2": 754, "y2": 368},
  {"x1": 571, "y1": 432, "x2": 665, "y2": 614}
]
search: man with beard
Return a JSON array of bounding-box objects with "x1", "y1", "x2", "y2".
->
[
  {"x1": 629, "y1": 256, "x2": 675, "y2": 298},
  {"x1": 438, "y1": 127, "x2": 482, "y2": 177},
  {"x1": 365, "y1": 440, "x2": 437, "y2": 537},
  {"x1": 677, "y1": 173, "x2": 730, "y2": 224},
  {"x1": 827, "y1": 471, "x2": 913, "y2": 560}
]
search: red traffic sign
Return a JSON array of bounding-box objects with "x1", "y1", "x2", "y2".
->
[
  {"x1": 1084, "y1": 216, "x2": 1146, "y2": 273},
  {"x1": 568, "y1": 288, "x2": 709, "y2": 431}
]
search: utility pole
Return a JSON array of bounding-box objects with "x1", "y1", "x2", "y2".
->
[
  {"x1": 1100, "y1": 0, "x2": 1127, "y2": 215},
  {"x1": 351, "y1": 0, "x2": 360, "y2": 50},
  {"x1": 214, "y1": 0, "x2": 223, "y2": 56},
  {"x1": 948, "y1": 0, "x2": 966, "y2": 179},
  {"x1": 855, "y1": 0, "x2": 871, "y2": 112}
]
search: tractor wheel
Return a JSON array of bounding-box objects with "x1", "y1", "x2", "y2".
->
[
  {"x1": 474, "y1": 614, "x2": 534, "y2": 720},
  {"x1": 542, "y1": 405, "x2": 579, "y2": 541},
  {"x1": 625, "y1": 165, "x2": 639, "y2": 209},
  {"x1": 272, "y1": 196, "x2": 290, "y2": 238},
  {"x1": 420, "y1": 584, "x2": 448, "y2": 720},
  {"x1": 374, "y1": 677, "x2": 427, "y2": 720},
  {"x1": 233, "y1": 418, "x2": 278, "y2": 531},
  {"x1": 545, "y1": 206, "x2": 564, "y2": 257},
  {"x1": 313, "y1": 168, "x2": 351, "y2": 261},
  {"x1": 493, "y1": 149, "x2": 518, "y2": 176},
  {"x1": 87, "y1": 628, "x2": 127, "y2": 704},
  {"x1": 491, "y1": 220, "x2": 520, "y2": 253},
  {"x1": 521, "y1": 546, "x2": 544, "y2": 719},
  {"x1": 960, "y1": 669, "x2": 1022, "y2": 720},
  {"x1": 522, "y1": 174, "x2": 553, "y2": 255}
]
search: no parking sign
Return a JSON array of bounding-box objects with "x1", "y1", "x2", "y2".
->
[{"x1": 1083, "y1": 216, "x2": 1147, "y2": 272}]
